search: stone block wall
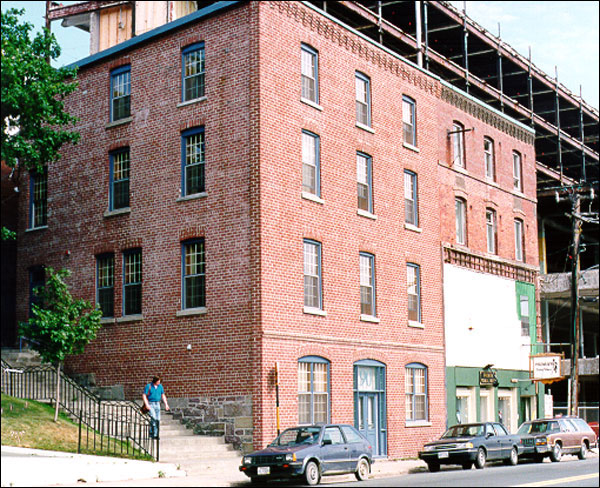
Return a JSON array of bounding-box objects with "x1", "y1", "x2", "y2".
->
[{"x1": 170, "y1": 395, "x2": 253, "y2": 452}]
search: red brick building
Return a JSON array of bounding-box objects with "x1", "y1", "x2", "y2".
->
[{"x1": 13, "y1": 1, "x2": 537, "y2": 457}]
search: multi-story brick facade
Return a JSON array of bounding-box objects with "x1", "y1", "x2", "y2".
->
[{"x1": 13, "y1": 1, "x2": 539, "y2": 457}]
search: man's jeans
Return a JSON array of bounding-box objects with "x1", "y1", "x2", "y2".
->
[{"x1": 149, "y1": 402, "x2": 161, "y2": 439}]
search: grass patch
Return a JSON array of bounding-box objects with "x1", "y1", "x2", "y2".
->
[{"x1": 1, "y1": 394, "x2": 152, "y2": 460}]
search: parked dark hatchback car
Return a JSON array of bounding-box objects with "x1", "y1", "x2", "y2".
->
[
  {"x1": 239, "y1": 424, "x2": 373, "y2": 485},
  {"x1": 418, "y1": 422, "x2": 521, "y2": 472},
  {"x1": 517, "y1": 416, "x2": 598, "y2": 462}
]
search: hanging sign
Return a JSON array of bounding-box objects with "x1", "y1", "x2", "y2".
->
[{"x1": 530, "y1": 354, "x2": 563, "y2": 382}]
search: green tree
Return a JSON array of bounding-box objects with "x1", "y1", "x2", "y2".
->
[
  {"x1": 19, "y1": 268, "x2": 102, "y2": 422},
  {"x1": 1, "y1": 8, "x2": 79, "y2": 239}
]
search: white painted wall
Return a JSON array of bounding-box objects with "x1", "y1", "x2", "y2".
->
[{"x1": 444, "y1": 264, "x2": 531, "y2": 371}]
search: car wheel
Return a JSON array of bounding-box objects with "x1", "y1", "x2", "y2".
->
[
  {"x1": 504, "y1": 447, "x2": 518, "y2": 466},
  {"x1": 304, "y1": 460, "x2": 320, "y2": 486},
  {"x1": 577, "y1": 442, "x2": 587, "y2": 460},
  {"x1": 462, "y1": 462, "x2": 472, "y2": 470},
  {"x1": 549, "y1": 443, "x2": 562, "y2": 462},
  {"x1": 355, "y1": 458, "x2": 370, "y2": 481},
  {"x1": 550, "y1": 442, "x2": 562, "y2": 463},
  {"x1": 427, "y1": 462, "x2": 440, "y2": 472},
  {"x1": 474, "y1": 447, "x2": 486, "y2": 469}
]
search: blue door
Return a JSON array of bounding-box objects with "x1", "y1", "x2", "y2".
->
[{"x1": 358, "y1": 392, "x2": 378, "y2": 454}]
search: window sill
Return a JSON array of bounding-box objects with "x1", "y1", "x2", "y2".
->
[
  {"x1": 300, "y1": 98, "x2": 323, "y2": 111},
  {"x1": 106, "y1": 116, "x2": 133, "y2": 129},
  {"x1": 512, "y1": 189, "x2": 525, "y2": 197},
  {"x1": 117, "y1": 314, "x2": 143, "y2": 323},
  {"x1": 403, "y1": 142, "x2": 420, "y2": 153},
  {"x1": 302, "y1": 192, "x2": 324, "y2": 205},
  {"x1": 486, "y1": 180, "x2": 500, "y2": 188},
  {"x1": 405, "y1": 421, "x2": 432, "y2": 428},
  {"x1": 104, "y1": 207, "x2": 131, "y2": 218},
  {"x1": 408, "y1": 320, "x2": 424, "y2": 329},
  {"x1": 25, "y1": 225, "x2": 48, "y2": 233},
  {"x1": 404, "y1": 223, "x2": 422, "y2": 233},
  {"x1": 100, "y1": 317, "x2": 116, "y2": 324},
  {"x1": 304, "y1": 306, "x2": 326, "y2": 317},
  {"x1": 176, "y1": 307, "x2": 207, "y2": 317},
  {"x1": 452, "y1": 165, "x2": 469, "y2": 175},
  {"x1": 357, "y1": 209, "x2": 377, "y2": 220},
  {"x1": 177, "y1": 192, "x2": 207, "y2": 202},
  {"x1": 356, "y1": 122, "x2": 374, "y2": 134},
  {"x1": 360, "y1": 314, "x2": 380, "y2": 323},
  {"x1": 177, "y1": 96, "x2": 207, "y2": 108}
]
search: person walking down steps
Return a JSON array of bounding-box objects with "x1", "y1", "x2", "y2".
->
[{"x1": 142, "y1": 376, "x2": 170, "y2": 439}]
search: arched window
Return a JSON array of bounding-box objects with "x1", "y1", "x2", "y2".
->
[
  {"x1": 405, "y1": 363, "x2": 428, "y2": 422},
  {"x1": 298, "y1": 356, "x2": 330, "y2": 424}
]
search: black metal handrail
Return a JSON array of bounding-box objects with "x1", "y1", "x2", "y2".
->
[{"x1": 1, "y1": 358, "x2": 158, "y2": 460}]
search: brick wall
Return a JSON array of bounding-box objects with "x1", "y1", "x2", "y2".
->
[{"x1": 13, "y1": 1, "x2": 537, "y2": 459}]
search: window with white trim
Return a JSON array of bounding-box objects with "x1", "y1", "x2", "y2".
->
[
  {"x1": 357, "y1": 152, "x2": 373, "y2": 213},
  {"x1": 303, "y1": 239, "x2": 322, "y2": 310},
  {"x1": 355, "y1": 72, "x2": 371, "y2": 127},
  {"x1": 407, "y1": 263, "x2": 421, "y2": 323},
  {"x1": 406, "y1": 363, "x2": 428, "y2": 421},
  {"x1": 402, "y1": 96, "x2": 416, "y2": 146},
  {"x1": 298, "y1": 356, "x2": 330, "y2": 424},
  {"x1": 515, "y1": 218, "x2": 525, "y2": 262},
  {"x1": 404, "y1": 170, "x2": 418, "y2": 226},
  {"x1": 513, "y1": 151, "x2": 523, "y2": 191},
  {"x1": 455, "y1": 197, "x2": 467, "y2": 245},
  {"x1": 484, "y1": 137, "x2": 495, "y2": 181},
  {"x1": 486, "y1": 209, "x2": 497, "y2": 254},
  {"x1": 302, "y1": 131, "x2": 320, "y2": 196},
  {"x1": 360, "y1": 252, "x2": 375, "y2": 316},
  {"x1": 301, "y1": 44, "x2": 319, "y2": 104},
  {"x1": 452, "y1": 121, "x2": 465, "y2": 168}
]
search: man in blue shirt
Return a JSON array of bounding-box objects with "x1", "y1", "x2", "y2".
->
[{"x1": 143, "y1": 376, "x2": 170, "y2": 439}]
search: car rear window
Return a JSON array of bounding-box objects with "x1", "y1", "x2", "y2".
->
[{"x1": 341, "y1": 426, "x2": 365, "y2": 443}]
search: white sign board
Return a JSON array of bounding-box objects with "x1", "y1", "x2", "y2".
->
[
  {"x1": 544, "y1": 394, "x2": 554, "y2": 418},
  {"x1": 531, "y1": 354, "x2": 562, "y2": 380}
]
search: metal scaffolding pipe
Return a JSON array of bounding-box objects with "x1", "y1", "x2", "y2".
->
[{"x1": 415, "y1": 1, "x2": 422, "y2": 67}]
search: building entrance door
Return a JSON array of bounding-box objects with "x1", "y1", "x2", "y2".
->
[{"x1": 358, "y1": 392, "x2": 378, "y2": 453}]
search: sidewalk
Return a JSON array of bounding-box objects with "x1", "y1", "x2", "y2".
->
[{"x1": 0, "y1": 446, "x2": 186, "y2": 487}]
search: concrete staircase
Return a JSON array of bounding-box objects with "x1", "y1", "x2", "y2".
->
[
  {"x1": 1, "y1": 348, "x2": 44, "y2": 368},
  {"x1": 159, "y1": 412, "x2": 248, "y2": 483}
]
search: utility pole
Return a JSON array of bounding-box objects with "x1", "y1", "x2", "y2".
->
[{"x1": 568, "y1": 192, "x2": 581, "y2": 417}]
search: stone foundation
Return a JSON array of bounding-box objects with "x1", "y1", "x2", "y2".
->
[{"x1": 169, "y1": 395, "x2": 253, "y2": 452}]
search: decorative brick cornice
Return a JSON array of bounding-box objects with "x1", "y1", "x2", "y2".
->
[
  {"x1": 443, "y1": 245, "x2": 538, "y2": 283},
  {"x1": 271, "y1": 1, "x2": 439, "y2": 97},
  {"x1": 441, "y1": 86, "x2": 535, "y2": 145}
]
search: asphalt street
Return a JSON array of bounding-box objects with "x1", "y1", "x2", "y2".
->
[{"x1": 332, "y1": 456, "x2": 600, "y2": 487}]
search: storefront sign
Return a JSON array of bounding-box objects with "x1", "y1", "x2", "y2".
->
[
  {"x1": 530, "y1": 354, "x2": 562, "y2": 381},
  {"x1": 479, "y1": 370, "x2": 498, "y2": 386}
]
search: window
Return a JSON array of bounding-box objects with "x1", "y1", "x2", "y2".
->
[
  {"x1": 30, "y1": 168, "x2": 48, "y2": 228},
  {"x1": 181, "y1": 127, "x2": 205, "y2": 196},
  {"x1": 520, "y1": 295, "x2": 530, "y2": 337},
  {"x1": 486, "y1": 209, "x2": 497, "y2": 254},
  {"x1": 123, "y1": 249, "x2": 142, "y2": 315},
  {"x1": 402, "y1": 96, "x2": 416, "y2": 146},
  {"x1": 182, "y1": 43, "x2": 205, "y2": 102},
  {"x1": 357, "y1": 152, "x2": 373, "y2": 213},
  {"x1": 109, "y1": 149, "x2": 130, "y2": 210},
  {"x1": 406, "y1": 363, "x2": 428, "y2": 421},
  {"x1": 451, "y1": 121, "x2": 465, "y2": 168},
  {"x1": 182, "y1": 239, "x2": 206, "y2": 309},
  {"x1": 360, "y1": 253, "x2": 375, "y2": 316},
  {"x1": 28, "y1": 265, "x2": 45, "y2": 317},
  {"x1": 302, "y1": 131, "x2": 320, "y2": 196},
  {"x1": 355, "y1": 72, "x2": 371, "y2": 127},
  {"x1": 301, "y1": 44, "x2": 319, "y2": 104},
  {"x1": 515, "y1": 219, "x2": 525, "y2": 262},
  {"x1": 110, "y1": 65, "x2": 130, "y2": 122},
  {"x1": 484, "y1": 137, "x2": 495, "y2": 180},
  {"x1": 407, "y1": 263, "x2": 421, "y2": 323},
  {"x1": 323, "y1": 426, "x2": 344, "y2": 444},
  {"x1": 513, "y1": 151, "x2": 522, "y2": 191},
  {"x1": 303, "y1": 240, "x2": 322, "y2": 310},
  {"x1": 96, "y1": 254, "x2": 114, "y2": 318},
  {"x1": 298, "y1": 357, "x2": 330, "y2": 424},
  {"x1": 404, "y1": 170, "x2": 418, "y2": 226},
  {"x1": 455, "y1": 198, "x2": 467, "y2": 245}
]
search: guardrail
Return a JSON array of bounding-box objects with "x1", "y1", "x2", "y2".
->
[{"x1": 1, "y1": 358, "x2": 158, "y2": 460}]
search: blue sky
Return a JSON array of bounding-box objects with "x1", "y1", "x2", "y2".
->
[{"x1": 2, "y1": 1, "x2": 598, "y2": 108}]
